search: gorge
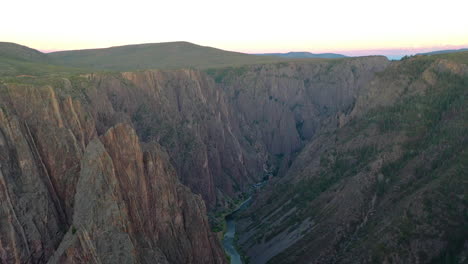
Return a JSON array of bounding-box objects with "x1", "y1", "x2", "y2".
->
[{"x1": 0, "y1": 42, "x2": 467, "y2": 264}]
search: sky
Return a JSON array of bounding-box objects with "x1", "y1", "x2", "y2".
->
[{"x1": 2, "y1": 0, "x2": 468, "y2": 58}]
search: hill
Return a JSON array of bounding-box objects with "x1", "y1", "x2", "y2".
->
[
  {"x1": 48, "y1": 41, "x2": 289, "y2": 71},
  {"x1": 0, "y1": 42, "x2": 48, "y2": 62},
  {"x1": 257, "y1": 51, "x2": 347, "y2": 59},
  {"x1": 0, "y1": 42, "x2": 87, "y2": 77}
]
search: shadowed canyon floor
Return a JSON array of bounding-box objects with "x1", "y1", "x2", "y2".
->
[{"x1": 0, "y1": 42, "x2": 467, "y2": 263}]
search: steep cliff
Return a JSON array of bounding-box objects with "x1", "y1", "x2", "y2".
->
[
  {"x1": 0, "y1": 80, "x2": 225, "y2": 263},
  {"x1": 208, "y1": 57, "x2": 389, "y2": 176},
  {"x1": 67, "y1": 57, "x2": 388, "y2": 210},
  {"x1": 83, "y1": 70, "x2": 256, "y2": 208},
  {"x1": 236, "y1": 56, "x2": 468, "y2": 263},
  {"x1": 48, "y1": 124, "x2": 225, "y2": 264}
]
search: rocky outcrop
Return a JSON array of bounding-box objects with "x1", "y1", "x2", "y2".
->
[
  {"x1": 100, "y1": 124, "x2": 225, "y2": 264},
  {"x1": 0, "y1": 83, "x2": 91, "y2": 263},
  {"x1": 48, "y1": 124, "x2": 225, "y2": 264},
  {"x1": 47, "y1": 138, "x2": 137, "y2": 264}
]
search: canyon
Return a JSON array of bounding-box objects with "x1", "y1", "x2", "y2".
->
[{"x1": 0, "y1": 42, "x2": 466, "y2": 263}]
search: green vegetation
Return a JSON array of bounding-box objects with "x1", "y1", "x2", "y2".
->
[
  {"x1": 371, "y1": 70, "x2": 466, "y2": 180},
  {"x1": 401, "y1": 51, "x2": 468, "y2": 66},
  {"x1": 432, "y1": 50, "x2": 468, "y2": 65},
  {"x1": 0, "y1": 57, "x2": 88, "y2": 77},
  {"x1": 0, "y1": 42, "x2": 90, "y2": 77},
  {"x1": 205, "y1": 65, "x2": 250, "y2": 83},
  {"x1": 346, "y1": 65, "x2": 467, "y2": 263},
  {"x1": 210, "y1": 193, "x2": 250, "y2": 233}
]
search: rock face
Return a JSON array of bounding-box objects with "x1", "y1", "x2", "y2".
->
[
  {"x1": 48, "y1": 138, "x2": 136, "y2": 263},
  {"x1": 85, "y1": 70, "x2": 254, "y2": 208},
  {"x1": 0, "y1": 83, "x2": 93, "y2": 263},
  {"x1": 213, "y1": 57, "x2": 389, "y2": 175},
  {"x1": 0, "y1": 82, "x2": 225, "y2": 263}
]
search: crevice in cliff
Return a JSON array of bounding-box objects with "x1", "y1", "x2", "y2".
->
[
  {"x1": 0, "y1": 167, "x2": 31, "y2": 261},
  {"x1": 22, "y1": 121, "x2": 68, "y2": 226}
]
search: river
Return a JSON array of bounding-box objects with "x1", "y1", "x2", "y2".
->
[{"x1": 222, "y1": 197, "x2": 252, "y2": 264}]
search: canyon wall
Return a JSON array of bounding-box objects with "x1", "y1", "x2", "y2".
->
[
  {"x1": 0, "y1": 81, "x2": 225, "y2": 263},
  {"x1": 236, "y1": 57, "x2": 468, "y2": 264}
]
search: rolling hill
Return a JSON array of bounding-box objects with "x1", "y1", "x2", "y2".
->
[
  {"x1": 0, "y1": 43, "x2": 85, "y2": 77},
  {"x1": 0, "y1": 42, "x2": 49, "y2": 62},
  {"x1": 48, "y1": 41, "x2": 289, "y2": 71}
]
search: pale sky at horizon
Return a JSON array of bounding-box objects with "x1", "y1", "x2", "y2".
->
[{"x1": 2, "y1": 0, "x2": 468, "y2": 57}]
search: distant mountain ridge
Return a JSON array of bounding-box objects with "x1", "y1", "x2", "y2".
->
[
  {"x1": 256, "y1": 51, "x2": 347, "y2": 59},
  {"x1": 417, "y1": 48, "x2": 468, "y2": 55}
]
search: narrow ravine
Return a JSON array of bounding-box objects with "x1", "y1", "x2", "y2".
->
[{"x1": 222, "y1": 197, "x2": 252, "y2": 264}]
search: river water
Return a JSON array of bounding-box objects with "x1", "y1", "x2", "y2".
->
[
  {"x1": 223, "y1": 215, "x2": 242, "y2": 264},
  {"x1": 222, "y1": 197, "x2": 252, "y2": 264}
]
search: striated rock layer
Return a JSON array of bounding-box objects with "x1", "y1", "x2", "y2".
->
[{"x1": 0, "y1": 82, "x2": 225, "y2": 263}]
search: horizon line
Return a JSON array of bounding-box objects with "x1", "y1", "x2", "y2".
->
[{"x1": 34, "y1": 41, "x2": 468, "y2": 58}]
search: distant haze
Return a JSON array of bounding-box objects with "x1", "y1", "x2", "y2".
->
[{"x1": 2, "y1": 0, "x2": 467, "y2": 57}]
